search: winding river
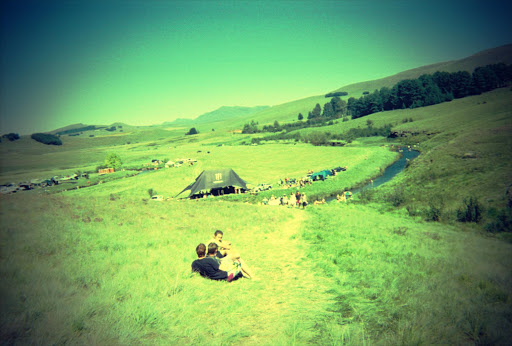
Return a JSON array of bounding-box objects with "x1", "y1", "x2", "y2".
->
[{"x1": 326, "y1": 148, "x2": 420, "y2": 202}]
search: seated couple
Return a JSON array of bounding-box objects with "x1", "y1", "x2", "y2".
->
[{"x1": 191, "y1": 242, "x2": 257, "y2": 282}]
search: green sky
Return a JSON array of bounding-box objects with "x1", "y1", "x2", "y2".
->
[{"x1": 1, "y1": 0, "x2": 511, "y2": 134}]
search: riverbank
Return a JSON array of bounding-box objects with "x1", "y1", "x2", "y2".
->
[
  {"x1": 320, "y1": 146, "x2": 420, "y2": 203},
  {"x1": 349, "y1": 148, "x2": 420, "y2": 195}
]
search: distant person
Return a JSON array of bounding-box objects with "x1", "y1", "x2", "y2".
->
[
  {"x1": 289, "y1": 192, "x2": 296, "y2": 207},
  {"x1": 301, "y1": 193, "x2": 308, "y2": 209}
]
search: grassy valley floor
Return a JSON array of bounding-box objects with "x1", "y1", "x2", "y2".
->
[{"x1": 1, "y1": 88, "x2": 511, "y2": 345}]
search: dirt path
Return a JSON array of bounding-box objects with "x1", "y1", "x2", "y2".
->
[{"x1": 239, "y1": 210, "x2": 335, "y2": 344}]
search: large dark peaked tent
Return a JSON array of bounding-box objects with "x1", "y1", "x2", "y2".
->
[{"x1": 176, "y1": 168, "x2": 248, "y2": 198}]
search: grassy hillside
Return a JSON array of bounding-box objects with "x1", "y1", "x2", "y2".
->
[
  {"x1": 1, "y1": 108, "x2": 511, "y2": 344},
  {"x1": 34, "y1": 44, "x2": 512, "y2": 139},
  {"x1": 1, "y1": 188, "x2": 511, "y2": 344},
  {"x1": 193, "y1": 105, "x2": 270, "y2": 123},
  {"x1": 331, "y1": 44, "x2": 512, "y2": 97},
  {"x1": 229, "y1": 95, "x2": 328, "y2": 128},
  {"x1": 358, "y1": 88, "x2": 512, "y2": 227},
  {"x1": 256, "y1": 88, "x2": 512, "y2": 218},
  {"x1": 200, "y1": 45, "x2": 512, "y2": 133},
  {"x1": 1, "y1": 45, "x2": 512, "y2": 345}
]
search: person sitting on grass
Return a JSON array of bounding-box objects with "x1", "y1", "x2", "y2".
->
[
  {"x1": 191, "y1": 243, "x2": 238, "y2": 282},
  {"x1": 206, "y1": 230, "x2": 232, "y2": 258},
  {"x1": 212, "y1": 243, "x2": 258, "y2": 280},
  {"x1": 192, "y1": 243, "x2": 258, "y2": 281}
]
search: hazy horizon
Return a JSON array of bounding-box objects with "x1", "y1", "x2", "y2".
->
[{"x1": 1, "y1": 0, "x2": 512, "y2": 135}]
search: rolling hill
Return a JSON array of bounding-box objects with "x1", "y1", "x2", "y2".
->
[
  {"x1": 40, "y1": 44, "x2": 512, "y2": 136},
  {"x1": 330, "y1": 44, "x2": 512, "y2": 96},
  {"x1": 193, "y1": 105, "x2": 270, "y2": 123},
  {"x1": 225, "y1": 44, "x2": 512, "y2": 130},
  {"x1": 1, "y1": 44, "x2": 512, "y2": 346}
]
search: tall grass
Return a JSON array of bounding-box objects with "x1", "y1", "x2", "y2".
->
[
  {"x1": 302, "y1": 203, "x2": 512, "y2": 344},
  {"x1": 2, "y1": 193, "x2": 511, "y2": 344},
  {"x1": 1, "y1": 87, "x2": 511, "y2": 345},
  {"x1": 0, "y1": 193, "x2": 334, "y2": 344}
]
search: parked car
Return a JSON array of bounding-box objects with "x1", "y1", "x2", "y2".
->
[{"x1": 253, "y1": 183, "x2": 272, "y2": 192}]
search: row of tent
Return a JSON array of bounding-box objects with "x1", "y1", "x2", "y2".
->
[
  {"x1": 176, "y1": 169, "x2": 248, "y2": 198},
  {"x1": 176, "y1": 166, "x2": 347, "y2": 199},
  {"x1": 310, "y1": 166, "x2": 347, "y2": 181}
]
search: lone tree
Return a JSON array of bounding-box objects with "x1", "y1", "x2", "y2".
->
[
  {"x1": 186, "y1": 127, "x2": 199, "y2": 135},
  {"x1": 104, "y1": 153, "x2": 123, "y2": 170}
]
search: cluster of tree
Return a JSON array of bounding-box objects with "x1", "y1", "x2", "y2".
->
[
  {"x1": 242, "y1": 117, "x2": 339, "y2": 135},
  {"x1": 325, "y1": 91, "x2": 348, "y2": 98},
  {"x1": 31, "y1": 133, "x2": 62, "y2": 145},
  {"x1": 251, "y1": 122, "x2": 393, "y2": 146},
  {"x1": 241, "y1": 121, "x2": 260, "y2": 134},
  {"x1": 185, "y1": 127, "x2": 199, "y2": 135},
  {"x1": 1, "y1": 133, "x2": 20, "y2": 142},
  {"x1": 306, "y1": 96, "x2": 348, "y2": 122},
  {"x1": 243, "y1": 63, "x2": 511, "y2": 136},
  {"x1": 347, "y1": 62, "x2": 512, "y2": 119},
  {"x1": 56, "y1": 125, "x2": 97, "y2": 135},
  {"x1": 105, "y1": 126, "x2": 117, "y2": 132},
  {"x1": 241, "y1": 97, "x2": 348, "y2": 134}
]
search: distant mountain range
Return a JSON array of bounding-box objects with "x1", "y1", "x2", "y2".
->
[{"x1": 162, "y1": 105, "x2": 270, "y2": 127}]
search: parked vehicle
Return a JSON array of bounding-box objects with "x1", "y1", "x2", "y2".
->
[{"x1": 253, "y1": 183, "x2": 272, "y2": 192}]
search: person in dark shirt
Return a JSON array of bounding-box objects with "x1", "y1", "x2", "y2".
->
[
  {"x1": 191, "y1": 243, "x2": 237, "y2": 281},
  {"x1": 192, "y1": 243, "x2": 258, "y2": 281}
]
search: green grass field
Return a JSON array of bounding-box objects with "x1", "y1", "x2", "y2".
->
[
  {"x1": 1, "y1": 193, "x2": 511, "y2": 344},
  {"x1": 1, "y1": 87, "x2": 511, "y2": 344}
]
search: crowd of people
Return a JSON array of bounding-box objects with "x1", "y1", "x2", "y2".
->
[
  {"x1": 191, "y1": 230, "x2": 258, "y2": 282},
  {"x1": 262, "y1": 190, "x2": 308, "y2": 208},
  {"x1": 277, "y1": 176, "x2": 312, "y2": 189}
]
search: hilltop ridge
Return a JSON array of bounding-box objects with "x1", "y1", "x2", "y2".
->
[
  {"x1": 332, "y1": 44, "x2": 512, "y2": 95},
  {"x1": 226, "y1": 44, "x2": 512, "y2": 130}
]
